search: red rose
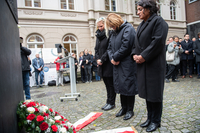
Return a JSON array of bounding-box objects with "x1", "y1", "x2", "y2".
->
[
  {"x1": 55, "y1": 120, "x2": 60, "y2": 123},
  {"x1": 43, "y1": 112, "x2": 49, "y2": 118},
  {"x1": 27, "y1": 114, "x2": 36, "y2": 121},
  {"x1": 26, "y1": 102, "x2": 36, "y2": 107},
  {"x1": 39, "y1": 122, "x2": 48, "y2": 131},
  {"x1": 73, "y1": 130, "x2": 76, "y2": 133},
  {"x1": 55, "y1": 112, "x2": 58, "y2": 116},
  {"x1": 36, "y1": 115, "x2": 44, "y2": 122},
  {"x1": 61, "y1": 115, "x2": 64, "y2": 119},
  {"x1": 61, "y1": 121, "x2": 65, "y2": 124},
  {"x1": 64, "y1": 119, "x2": 68, "y2": 121},
  {"x1": 49, "y1": 108, "x2": 53, "y2": 112},
  {"x1": 63, "y1": 125, "x2": 68, "y2": 130},
  {"x1": 34, "y1": 107, "x2": 39, "y2": 112},
  {"x1": 51, "y1": 125, "x2": 58, "y2": 132}
]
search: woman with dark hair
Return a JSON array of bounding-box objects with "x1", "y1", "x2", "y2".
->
[
  {"x1": 131, "y1": 0, "x2": 168, "y2": 132},
  {"x1": 95, "y1": 17, "x2": 116, "y2": 111},
  {"x1": 165, "y1": 36, "x2": 183, "y2": 83},
  {"x1": 106, "y1": 13, "x2": 138, "y2": 120}
]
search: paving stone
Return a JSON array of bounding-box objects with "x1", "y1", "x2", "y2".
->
[{"x1": 30, "y1": 75, "x2": 200, "y2": 133}]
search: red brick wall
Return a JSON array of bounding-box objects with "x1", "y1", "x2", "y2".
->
[{"x1": 185, "y1": 0, "x2": 200, "y2": 23}]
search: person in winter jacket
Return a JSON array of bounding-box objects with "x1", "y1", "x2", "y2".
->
[
  {"x1": 181, "y1": 34, "x2": 194, "y2": 78},
  {"x1": 82, "y1": 49, "x2": 92, "y2": 83},
  {"x1": 132, "y1": 1, "x2": 168, "y2": 131},
  {"x1": 165, "y1": 36, "x2": 183, "y2": 83},
  {"x1": 106, "y1": 13, "x2": 138, "y2": 120},
  {"x1": 54, "y1": 53, "x2": 66, "y2": 86},
  {"x1": 95, "y1": 17, "x2": 116, "y2": 111},
  {"x1": 194, "y1": 32, "x2": 200, "y2": 79},
  {"x1": 32, "y1": 54, "x2": 44, "y2": 88},
  {"x1": 20, "y1": 37, "x2": 31, "y2": 100}
]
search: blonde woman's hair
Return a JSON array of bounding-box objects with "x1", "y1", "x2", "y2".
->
[
  {"x1": 105, "y1": 13, "x2": 124, "y2": 38},
  {"x1": 96, "y1": 17, "x2": 105, "y2": 30}
]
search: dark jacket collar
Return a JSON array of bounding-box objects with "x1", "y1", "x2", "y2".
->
[{"x1": 137, "y1": 13, "x2": 157, "y2": 38}]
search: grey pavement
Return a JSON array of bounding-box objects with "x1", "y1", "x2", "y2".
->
[{"x1": 29, "y1": 75, "x2": 200, "y2": 133}]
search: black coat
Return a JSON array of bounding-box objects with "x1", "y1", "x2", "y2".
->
[
  {"x1": 92, "y1": 59, "x2": 98, "y2": 72},
  {"x1": 194, "y1": 39, "x2": 200, "y2": 62},
  {"x1": 95, "y1": 30, "x2": 113, "y2": 77},
  {"x1": 181, "y1": 40, "x2": 193, "y2": 60},
  {"x1": 21, "y1": 46, "x2": 31, "y2": 71},
  {"x1": 74, "y1": 58, "x2": 78, "y2": 70},
  {"x1": 82, "y1": 53, "x2": 92, "y2": 67},
  {"x1": 107, "y1": 20, "x2": 138, "y2": 96},
  {"x1": 131, "y1": 14, "x2": 168, "y2": 102}
]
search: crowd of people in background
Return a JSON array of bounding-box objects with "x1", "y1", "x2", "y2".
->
[{"x1": 165, "y1": 32, "x2": 200, "y2": 83}]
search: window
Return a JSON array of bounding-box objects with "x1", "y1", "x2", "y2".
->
[
  {"x1": 135, "y1": 1, "x2": 138, "y2": 16},
  {"x1": 27, "y1": 35, "x2": 44, "y2": 48},
  {"x1": 25, "y1": 0, "x2": 41, "y2": 7},
  {"x1": 60, "y1": 0, "x2": 74, "y2": 10},
  {"x1": 63, "y1": 35, "x2": 77, "y2": 55},
  {"x1": 170, "y1": 1, "x2": 176, "y2": 20},
  {"x1": 105, "y1": 0, "x2": 116, "y2": 11},
  {"x1": 156, "y1": 0, "x2": 161, "y2": 16},
  {"x1": 189, "y1": 0, "x2": 197, "y2": 3}
]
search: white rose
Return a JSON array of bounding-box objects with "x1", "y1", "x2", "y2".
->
[
  {"x1": 54, "y1": 116, "x2": 61, "y2": 120},
  {"x1": 49, "y1": 119, "x2": 55, "y2": 124},
  {"x1": 25, "y1": 99, "x2": 32, "y2": 103},
  {"x1": 38, "y1": 106, "x2": 48, "y2": 113},
  {"x1": 59, "y1": 127, "x2": 67, "y2": 133},
  {"x1": 66, "y1": 122, "x2": 73, "y2": 127},
  {"x1": 27, "y1": 107, "x2": 35, "y2": 114}
]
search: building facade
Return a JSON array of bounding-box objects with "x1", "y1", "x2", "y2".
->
[
  {"x1": 185, "y1": 0, "x2": 200, "y2": 39},
  {"x1": 17, "y1": 0, "x2": 187, "y2": 56}
]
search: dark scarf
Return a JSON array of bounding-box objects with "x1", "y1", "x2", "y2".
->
[{"x1": 96, "y1": 29, "x2": 106, "y2": 41}]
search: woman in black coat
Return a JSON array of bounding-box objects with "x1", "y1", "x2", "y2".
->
[
  {"x1": 95, "y1": 17, "x2": 116, "y2": 111},
  {"x1": 106, "y1": 13, "x2": 138, "y2": 120},
  {"x1": 131, "y1": 0, "x2": 168, "y2": 132}
]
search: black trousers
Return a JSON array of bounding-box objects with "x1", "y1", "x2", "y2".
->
[
  {"x1": 84, "y1": 65, "x2": 92, "y2": 82},
  {"x1": 146, "y1": 100, "x2": 162, "y2": 123},
  {"x1": 165, "y1": 64, "x2": 178, "y2": 80},
  {"x1": 103, "y1": 77, "x2": 116, "y2": 105},
  {"x1": 120, "y1": 95, "x2": 135, "y2": 112},
  {"x1": 179, "y1": 60, "x2": 183, "y2": 76},
  {"x1": 182, "y1": 60, "x2": 193, "y2": 75},
  {"x1": 166, "y1": 61, "x2": 169, "y2": 75}
]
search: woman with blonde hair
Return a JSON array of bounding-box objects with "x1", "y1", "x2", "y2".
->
[
  {"x1": 106, "y1": 13, "x2": 138, "y2": 120},
  {"x1": 95, "y1": 17, "x2": 116, "y2": 111}
]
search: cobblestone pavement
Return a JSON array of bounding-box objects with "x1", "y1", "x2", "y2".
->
[{"x1": 30, "y1": 75, "x2": 200, "y2": 133}]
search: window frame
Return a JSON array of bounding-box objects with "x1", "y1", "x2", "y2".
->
[
  {"x1": 60, "y1": 0, "x2": 75, "y2": 10},
  {"x1": 63, "y1": 35, "x2": 78, "y2": 55},
  {"x1": 156, "y1": 0, "x2": 162, "y2": 17},
  {"x1": 170, "y1": 1, "x2": 176, "y2": 20},
  {"x1": 27, "y1": 35, "x2": 44, "y2": 48},
  {"x1": 189, "y1": 0, "x2": 197, "y2": 4},
  {"x1": 105, "y1": 0, "x2": 117, "y2": 12},
  {"x1": 24, "y1": 0, "x2": 42, "y2": 8}
]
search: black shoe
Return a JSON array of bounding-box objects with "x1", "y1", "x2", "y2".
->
[
  {"x1": 101, "y1": 103, "x2": 108, "y2": 110},
  {"x1": 146, "y1": 122, "x2": 161, "y2": 132},
  {"x1": 123, "y1": 111, "x2": 134, "y2": 120},
  {"x1": 103, "y1": 104, "x2": 115, "y2": 111},
  {"x1": 140, "y1": 119, "x2": 151, "y2": 128},
  {"x1": 172, "y1": 79, "x2": 179, "y2": 82},
  {"x1": 165, "y1": 78, "x2": 170, "y2": 83},
  {"x1": 116, "y1": 109, "x2": 126, "y2": 117}
]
